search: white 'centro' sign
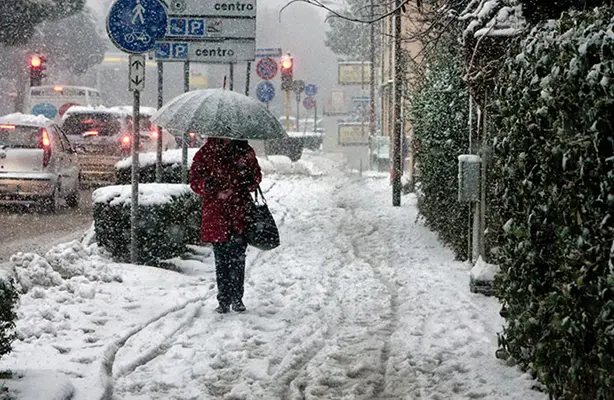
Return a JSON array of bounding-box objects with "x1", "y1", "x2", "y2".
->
[
  {"x1": 171, "y1": 0, "x2": 257, "y2": 17},
  {"x1": 154, "y1": 40, "x2": 255, "y2": 63}
]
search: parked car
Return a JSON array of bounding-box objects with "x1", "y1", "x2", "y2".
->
[
  {"x1": 0, "y1": 113, "x2": 80, "y2": 211},
  {"x1": 109, "y1": 106, "x2": 178, "y2": 152},
  {"x1": 61, "y1": 106, "x2": 135, "y2": 186}
]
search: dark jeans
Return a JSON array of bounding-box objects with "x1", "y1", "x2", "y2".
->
[{"x1": 212, "y1": 234, "x2": 247, "y2": 306}]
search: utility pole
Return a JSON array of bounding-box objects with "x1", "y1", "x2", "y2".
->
[
  {"x1": 369, "y1": 0, "x2": 376, "y2": 145},
  {"x1": 392, "y1": 0, "x2": 403, "y2": 206}
]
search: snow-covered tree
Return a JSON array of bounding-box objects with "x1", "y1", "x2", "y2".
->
[
  {"x1": 0, "y1": 0, "x2": 85, "y2": 46},
  {"x1": 324, "y1": 0, "x2": 379, "y2": 60}
]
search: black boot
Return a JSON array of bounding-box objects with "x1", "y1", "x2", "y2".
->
[
  {"x1": 232, "y1": 300, "x2": 246, "y2": 312},
  {"x1": 215, "y1": 304, "x2": 230, "y2": 314}
]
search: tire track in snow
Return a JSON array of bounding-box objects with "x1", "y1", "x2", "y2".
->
[
  {"x1": 99, "y1": 297, "x2": 209, "y2": 400},
  {"x1": 113, "y1": 302, "x2": 202, "y2": 379}
]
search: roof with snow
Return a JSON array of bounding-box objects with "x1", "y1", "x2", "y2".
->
[{"x1": 0, "y1": 113, "x2": 51, "y2": 127}]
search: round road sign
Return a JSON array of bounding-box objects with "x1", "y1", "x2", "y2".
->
[
  {"x1": 256, "y1": 81, "x2": 275, "y2": 103},
  {"x1": 292, "y1": 79, "x2": 305, "y2": 94},
  {"x1": 305, "y1": 84, "x2": 317, "y2": 97},
  {"x1": 256, "y1": 57, "x2": 278, "y2": 80},
  {"x1": 59, "y1": 102, "x2": 80, "y2": 118},
  {"x1": 106, "y1": 0, "x2": 168, "y2": 54},
  {"x1": 303, "y1": 96, "x2": 316, "y2": 110},
  {"x1": 32, "y1": 103, "x2": 58, "y2": 119}
]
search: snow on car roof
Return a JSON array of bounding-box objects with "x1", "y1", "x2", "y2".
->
[
  {"x1": 109, "y1": 106, "x2": 158, "y2": 117},
  {"x1": 62, "y1": 105, "x2": 128, "y2": 119},
  {"x1": 0, "y1": 113, "x2": 51, "y2": 127}
]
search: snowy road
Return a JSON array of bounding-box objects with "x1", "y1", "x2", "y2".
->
[
  {"x1": 0, "y1": 189, "x2": 94, "y2": 263},
  {"x1": 3, "y1": 154, "x2": 544, "y2": 400}
]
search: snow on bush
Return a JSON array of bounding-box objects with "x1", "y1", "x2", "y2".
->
[
  {"x1": 409, "y1": 35, "x2": 471, "y2": 260},
  {"x1": 11, "y1": 253, "x2": 63, "y2": 293},
  {"x1": 11, "y1": 244, "x2": 122, "y2": 294},
  {"x1": 9, "y1": 242, "x2": 123, "y2": 341}
]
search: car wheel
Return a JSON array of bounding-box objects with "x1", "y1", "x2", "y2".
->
[
  {"x1": 43, "y1": 186, "x2": 61, "y2": 213},
  {"x1": 66, "y1": 189, "x2": 80, "y2": 208}
]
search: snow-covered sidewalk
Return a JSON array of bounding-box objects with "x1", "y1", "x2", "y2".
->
[{"x1": 1, "y1": 153, "x2": 545, "y2": 399}]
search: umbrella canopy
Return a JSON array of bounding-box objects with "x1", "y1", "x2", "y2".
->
[{"x1": 151, "y1": 89, "x2": 287, "y2": 140}]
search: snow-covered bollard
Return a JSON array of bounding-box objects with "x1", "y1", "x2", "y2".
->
[{"x1": 469, "y1": 256, "x2": 500, "y2": 296}]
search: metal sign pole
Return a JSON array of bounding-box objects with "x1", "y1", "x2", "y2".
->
[
  {"x1": 128, "y1": 54, "x2": 146, "y2": 264},
  {"x1": 245, "y1": 62, "x2": 252, "y2": 96},
  {"x1": 182, "y1": 61, "x2": 190, "y2": 184},
  {"x1": 296, "y1": 93, "x2": 300, "y2": 132},
  {"x1": 131, "y1": 89, "x2": 140, "y2": 264},
  {"x1": 156, "y1": 61, "x2": 164, "y2": 183},
  {"x1": 314, "y1": 102, "x2": 317, "y2": 134},
  {"x1": 229, "y1": 63, "x2": 234, "y2": 91}
]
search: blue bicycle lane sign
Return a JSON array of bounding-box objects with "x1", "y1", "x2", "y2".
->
[{"x1": 107, "y1": 0, "x2": 168, "y2": 53}]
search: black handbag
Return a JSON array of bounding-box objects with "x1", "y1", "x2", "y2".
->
[{"x1": 245, "y1": 186, "x2": 280, "y2": 251}]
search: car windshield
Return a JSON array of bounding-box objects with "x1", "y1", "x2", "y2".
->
[
  {"x1": 62, "y1": 113, "x2": 122, "y2": 137},
  {"x1": 0, "y1": 125, "x2": 42, "y2": 148}
]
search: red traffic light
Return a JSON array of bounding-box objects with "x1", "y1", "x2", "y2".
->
[
  {"x1": 31, "y1": 55, "x2": 42, "y2": 68},
  {"x1": 281, "y1": 59, "x2": 293, "y2": 70}
]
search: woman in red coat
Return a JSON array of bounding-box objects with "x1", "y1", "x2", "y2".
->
[{"x1": 189, "y1": 137, "x2": 262, "y2": 313}]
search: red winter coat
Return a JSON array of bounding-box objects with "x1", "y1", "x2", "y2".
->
[{"x1": 189, "y1": 138, "x2": 262, "y2": 243}]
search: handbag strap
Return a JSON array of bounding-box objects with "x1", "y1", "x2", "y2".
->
[{"x1": 254, "y1": 185, "x2": 267, "y2": 204}]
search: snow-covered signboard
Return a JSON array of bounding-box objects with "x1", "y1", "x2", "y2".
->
[
  {"x1": 338, "y1": 62, "x2": 371, "y2": 85},
  {"x1": 338, "y1": 122, "x2": 369, "y2": 146}
]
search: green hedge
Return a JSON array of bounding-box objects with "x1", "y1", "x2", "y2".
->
[
  {"x1": 489, "y1": 8, "x2": 614, "y2": 398},
  {"x1": 115, "y1": 160, "x2": 184, "y2": 185},
  {"x1": 0, "y1": 277, "x2": 18, "y2": 360},
  {"x1": 410, "y1": 35, "x2": 471, "y2": 260},
  {"x1": 93, "y1": 185, "x2": 202, "y2": 266}
]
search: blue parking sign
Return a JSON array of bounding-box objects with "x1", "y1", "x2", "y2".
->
[
  {"x1": 172, "y1": 43, "x2": 189, "y2": 59},
  {"x1": 169, "y1": 18, "x2": 187, "y2": 36},
  {"x1": 188, "y1": 19, "x2": 205, "y2": 36},
  {"x1": 155, "y1": 42, "x2": 171, "y2": 59}
]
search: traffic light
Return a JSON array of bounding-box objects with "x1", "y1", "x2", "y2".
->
[
  {"x1": 30, "y1": 55, "x2": 47, "y2": 87},
  {"x1": 280, "y1": 54, "x2": 293, "y2": 91}
]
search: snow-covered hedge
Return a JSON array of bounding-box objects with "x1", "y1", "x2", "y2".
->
[
  {"x1": 92, "y1": 184, "x2": 202, "y2": 266},
  {"x1": 0, "y1": 271, "x2": 18, "y2": 360},
  {"x1": 410, "y1": 36, "x2": 472, "y2": 260},
  {"x1": 489, "y1": 8, "x2": 614, "y2": 398}
]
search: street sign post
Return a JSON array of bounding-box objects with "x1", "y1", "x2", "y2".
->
[
  {"x1": 303, "y1": 96, "x2": 316, "y2": 110},
  {"x1": 166, "y1": 17, "x2": 256, "y2": 39},
  {"x1": 107, "y1": 0, "x2": 168, "y2": 54},
  {"x1": 164, "y1": 0, "x2": 257, "y2": 16},
  {"x1": 256, "y1": 57, "x2": 277, "y2": 80},
  {"x1": 107, "y1": 0, "x2": 167, "y2": 264},
  {"x1": 293, "y1": 80, "x2": 305, "y2": 131},
  {"x1": 129, "y1": 54, "x2": 146, "y2": 91},
  {"x1": 154, "y1": 40, "x2": 255, "y2": 63},
  {"x1": 304, "y1": 84, "x2": 317, "y2": 97},
  {"x1": 255, "y1": 48, "x2": 282, "y2": 58},
  {"x1": 256, "y1": 81, "x2": 275, "y2": 105}
]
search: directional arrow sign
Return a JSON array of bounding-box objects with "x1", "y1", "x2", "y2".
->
[{"x1": 129, "y1": 54, "x2": 146, "y2": 91}]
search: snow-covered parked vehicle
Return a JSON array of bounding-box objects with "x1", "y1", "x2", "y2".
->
[{"x1": 0, "y1": 113, "x2": 80, "y2": 211}]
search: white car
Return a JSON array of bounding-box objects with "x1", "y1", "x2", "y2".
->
[{"x1": 0, "y1": 113, "x2": 80, "y2": 211}]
